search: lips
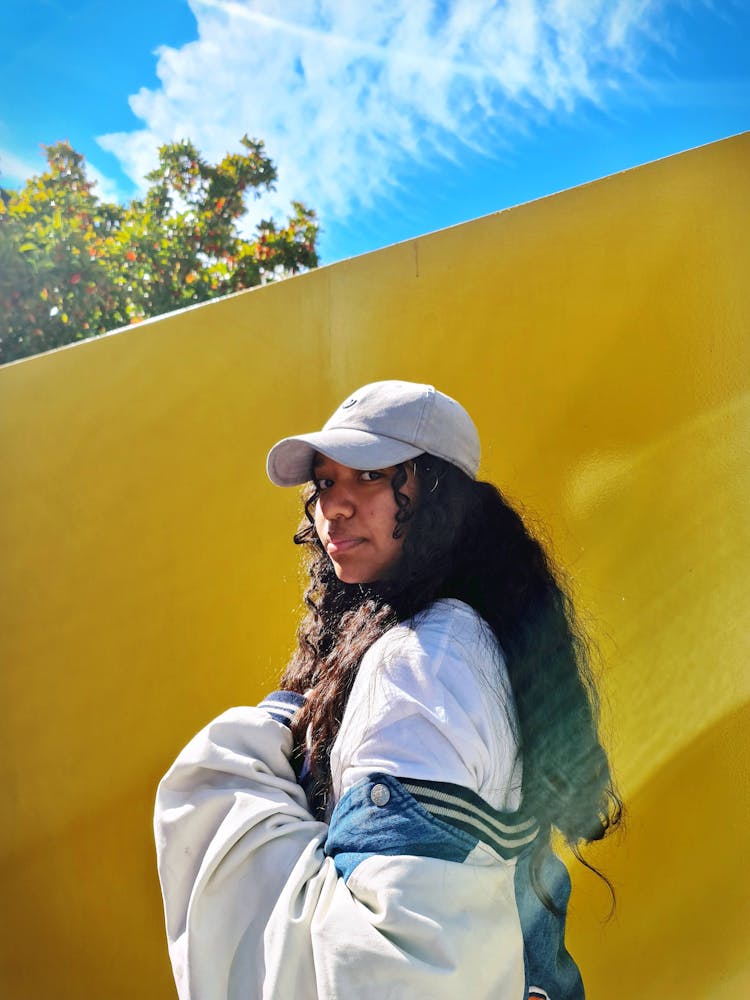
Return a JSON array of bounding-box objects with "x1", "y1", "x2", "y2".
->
[{"x1": 326, "y1": 536, "x2": 364, "y2": 555}]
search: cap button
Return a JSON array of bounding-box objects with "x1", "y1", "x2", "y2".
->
[{"x1": 370, "y1": 783, "x2": 391, "y2": 807}]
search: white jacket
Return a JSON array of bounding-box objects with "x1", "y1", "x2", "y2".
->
[{"x1": 155, "y1": 600, "x2": 584, "y2": 999}]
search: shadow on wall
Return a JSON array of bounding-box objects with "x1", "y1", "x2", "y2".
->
[{"x1": 0, "y1": 770, "x2": 174, "y2": 1000}]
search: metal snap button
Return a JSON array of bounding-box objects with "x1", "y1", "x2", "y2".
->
[{"x1": 370, "y1": 783, "x2": 391, "y2": 807}]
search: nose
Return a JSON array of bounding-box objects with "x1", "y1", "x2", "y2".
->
[{"x1": 318, "y1": 483, "x2": 355, "y2": 520}]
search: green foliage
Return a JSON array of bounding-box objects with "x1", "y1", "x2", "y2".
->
[{"x1": 0, "y1": 137, "x2": 318, "y2": 364}]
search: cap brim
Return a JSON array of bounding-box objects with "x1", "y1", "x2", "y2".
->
[{"x1": 266, "y1": 429, "x2": 424, "y2": 486}]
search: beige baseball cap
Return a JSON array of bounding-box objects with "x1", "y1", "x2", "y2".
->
[{"x1": 266, "y1": 380, "x2": 480, "y2": 486}]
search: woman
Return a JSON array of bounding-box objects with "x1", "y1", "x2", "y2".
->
[{"x1": 155, "y1": 380, "x2": 621, "y2": 1000}]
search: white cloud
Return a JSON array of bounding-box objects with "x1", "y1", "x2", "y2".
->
[
  {"x1": 86, "y1": 161, "x2": 128, "y2": 203},
  {"x1": 0, "y1": 147, "x2": 43, "y2": 186},
  {"x1": 97, "y1": 0, "x2": 662, "y2": 236}
]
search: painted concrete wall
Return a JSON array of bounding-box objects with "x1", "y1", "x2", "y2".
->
[{"x1": 1, "y1": 133, "x2": 747, "y2": 999}]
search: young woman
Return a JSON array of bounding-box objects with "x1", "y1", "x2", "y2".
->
[{"x1": 155, "y1": 380, "x2": 621, "y2": 1000}]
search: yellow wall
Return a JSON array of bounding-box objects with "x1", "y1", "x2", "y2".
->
[{"x1": 1, "y1": 133, "x2": 747, "y2": 999}]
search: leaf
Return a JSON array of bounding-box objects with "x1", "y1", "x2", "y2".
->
[{"x1": 19, "y1": 242, "x2": 38, "y2": 253}]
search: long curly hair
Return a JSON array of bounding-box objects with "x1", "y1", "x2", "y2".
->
[{"x1": 280, "y1": 453, "x2": 622, "y2": 906}]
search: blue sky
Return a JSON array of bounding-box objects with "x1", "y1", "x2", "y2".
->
[{"x1": 1, "y1": 0, "x2": 748, "y2": 264}]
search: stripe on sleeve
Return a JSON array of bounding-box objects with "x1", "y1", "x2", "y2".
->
[
  {"x1": 399, "y1": 777, "x2": 539, "y2": 859},
  {"x1": 258, "y1": 690, "x2": 306, "y2": 727}
]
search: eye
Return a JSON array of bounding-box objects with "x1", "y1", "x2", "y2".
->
[
  {"x1": 315, "y1": 477, "x2": 334, "y2": 491},
  {"x1": 360, "y1": 470, "x2": 385, "y2": 482}
]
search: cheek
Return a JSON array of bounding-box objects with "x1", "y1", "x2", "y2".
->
[
  {"x1": 371, "y1": 499, "x2": 397, "y2": 536},
  {"x1": 376, "y1": 504, "x2": 404, "y2": 551},
  {"x1": 313, "y1": 501, "x2": 325, "y2": 539}
]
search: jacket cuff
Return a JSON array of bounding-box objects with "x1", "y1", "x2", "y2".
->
[{"x1": 258, "y1": 690, "x2": 306, "y2": 728}]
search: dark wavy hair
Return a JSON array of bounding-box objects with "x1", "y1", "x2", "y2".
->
[{"x1": 280, "y1": 453, "x2": 622, "y2": 907}]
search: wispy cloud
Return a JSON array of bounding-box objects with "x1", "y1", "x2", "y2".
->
[
  {"x1": 98, "y1": 0, "x2": 663, "y2": 236},
  {"x1": 0, "y1": 147, "x2": 42, "y2": 186},
  {"x1": 86, "y1": 161, "x2": 128, "y2": 203}
]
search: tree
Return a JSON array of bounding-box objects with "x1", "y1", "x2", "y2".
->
[{"x1": 0, "y1": 137, "x2": 318, "y2": 364}]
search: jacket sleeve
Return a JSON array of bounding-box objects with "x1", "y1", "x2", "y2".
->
[
  {"x1": 154, "y1": 691, "x2": 534, "y2": 1000},
  {"x1": 154, "y1": 692, "x2": 330, "y2": 1000}
]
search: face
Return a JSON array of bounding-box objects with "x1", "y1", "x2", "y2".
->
[{"x1": 312, "y1": 455, "x2": 418, "y2": 584}]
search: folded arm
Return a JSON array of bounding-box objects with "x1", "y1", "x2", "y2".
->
[{"x1": 155, "y1": 689, "x2": 532, "y2": 1000}]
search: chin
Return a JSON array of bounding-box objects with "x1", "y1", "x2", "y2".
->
[
  {"x1": 331, "y1": 561, "x2": 375, "y2": 585},
  {"x1": 335, "y1": 570, "x2": 371, "y2": 585}
]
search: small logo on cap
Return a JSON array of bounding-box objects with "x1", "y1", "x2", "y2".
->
[{"x1": 341, "y1": 396, "x2": 358, "y2": 409}]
